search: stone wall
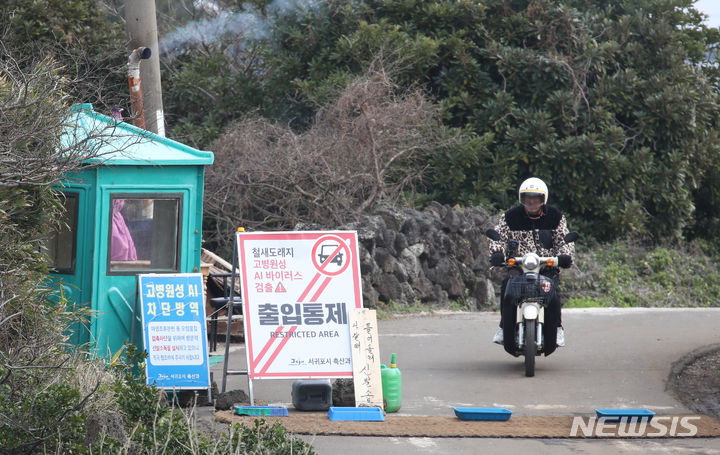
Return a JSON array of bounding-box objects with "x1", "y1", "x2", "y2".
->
[{"x1": 297, "y1": 202, "x2": 498, "y2": 310}]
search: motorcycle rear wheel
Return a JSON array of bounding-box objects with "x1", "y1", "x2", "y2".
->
[{"x1": 524, "y1": 321, "x2": 536, "y2": 377}]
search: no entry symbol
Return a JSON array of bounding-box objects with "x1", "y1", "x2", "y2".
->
[{"x1": 311, "y1": 235, "x2": 351, "y2": 276}]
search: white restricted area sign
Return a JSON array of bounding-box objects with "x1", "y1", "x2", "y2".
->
[{"x1": 237, "y1": 231, "x2": 363, "y2": 379}]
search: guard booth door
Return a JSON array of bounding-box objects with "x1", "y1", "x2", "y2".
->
[
  {"x1": 93, "y1": 191, "x2": 186, "y2": 358},
  {"x1": 46, "y1": 186, "x2": 93, "y2": 346}
]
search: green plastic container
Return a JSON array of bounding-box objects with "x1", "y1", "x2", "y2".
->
[{"x1": 381, "y1": 353, "x2": 402, "y2": 413}]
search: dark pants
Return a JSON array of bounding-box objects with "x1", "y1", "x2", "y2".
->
[{"x1": 499, "y1": 268, "x2": 562, "y2": 356}]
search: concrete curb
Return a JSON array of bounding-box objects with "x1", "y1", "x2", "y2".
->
[{"x1": 666, "y1": 343, "x2": 720, "y2": 411}]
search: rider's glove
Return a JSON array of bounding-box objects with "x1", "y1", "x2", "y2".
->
[
  {"x1": 558, "y1": 254, "x2": 572, "y2": 268},
  {"x1": 490, "y1": 251, "x2": 505, "y2": 266}
]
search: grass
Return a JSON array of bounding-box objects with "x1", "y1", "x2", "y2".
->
[
  {"x1": 374, "y1": 297, "x2": 481, "y2": 319},
  {"x1": 448, "y1": 298, "x2": 475, "y2": 312},
  {"x1": 562, "y1": 239, "x2": 720, "y2": 308},
  {"x1": 375, "y1": 300, "x2": 439, "y2": 319},
  {"x1": 376, "y1": 239, "x2": 720, "y2": 314},
  {"x1": 564, "y1": 297, "x2": 604, "y2": 308}
]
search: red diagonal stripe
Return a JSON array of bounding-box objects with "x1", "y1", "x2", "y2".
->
[
  {"x1": 310, "y1": 276, "x2": 332, "y2": 302},
  {"x1": 252, "y1": 326, "x2": 284, "y2": 369},
  {"x1": 298, "y1": 272, "x2": 321, "y2": 302},
  {"x1": 318, "y1": 244, "x2": 344, "y2": 272},
  {"x1": 259, "y1": 326, "x2": 297, "y2": 375}
]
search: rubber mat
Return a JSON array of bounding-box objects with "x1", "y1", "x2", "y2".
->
[{"x1": 215, "y1": 411, "x2": 720, "y2": 438}]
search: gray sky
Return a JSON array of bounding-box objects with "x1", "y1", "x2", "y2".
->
[{"x1": 695, "y1": 0, "x2": 720, "y2": 28}]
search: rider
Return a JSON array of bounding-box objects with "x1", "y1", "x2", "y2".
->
[{"x1": 488, "y1": 177, "x2": 574, "y2": 350}]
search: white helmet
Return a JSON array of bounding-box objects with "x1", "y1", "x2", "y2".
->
[{"x1": 518, "y1": 177, "x2": 548, "y2": 205}]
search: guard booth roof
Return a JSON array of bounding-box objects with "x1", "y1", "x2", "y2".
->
[{"x1": 62, "y1": 103, "x2": 214, "y2": 166}]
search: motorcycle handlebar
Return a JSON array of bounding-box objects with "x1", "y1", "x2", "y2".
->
[
  {"x1": 499, "y1": 255, "x2": 572, "y2": 269},
  {"x1": 506, "y1": 256, "x2": 559, "y2": 266}
]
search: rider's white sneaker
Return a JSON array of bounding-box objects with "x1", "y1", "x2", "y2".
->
[
  {"x1": 557, "y1": 327, "x2": 566, "y2": 347},
  {"x1": 493, "y1": 327, "x2": 504, "y2": 344}
]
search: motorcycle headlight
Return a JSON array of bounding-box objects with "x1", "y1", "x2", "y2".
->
[{"x1": 523, "y1": 254, "x2": 539, "y2": 270}]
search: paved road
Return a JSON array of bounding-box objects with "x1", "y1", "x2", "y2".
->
[{"x1": 209, "y1": 308, "x2": 720, "y2": 454}]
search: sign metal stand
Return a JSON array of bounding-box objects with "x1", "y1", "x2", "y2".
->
[{"x1": 220, "y1": 228, "x2": 253, "y2": 403}]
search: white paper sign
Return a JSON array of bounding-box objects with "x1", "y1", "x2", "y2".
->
[{"x1": 349, "y1": 308, "x2": 384, "y2": 408}]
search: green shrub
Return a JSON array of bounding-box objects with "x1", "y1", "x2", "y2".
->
[
  {"x1": 162, "y1": 0, "x2": 720, "y2": 244},
  {"x1": 225, "y1": 419, "x2": 315, "y2": 455},
  {"x1": 0, "y1": 30, "x2": 314, "y2": 455},
  {"x1": 563, "y1": 240, "x2": 720, "y2": 307},
  {"x1": 94, "y1": 344, "x2": 315, "y2": 455},
  {"x1": 0, "y1": 382, "x2": 88, "y2": 454},
  {"x1": 110, "y1": 344, "x2": 168, "y2": 430},
  {"x1": 564, "y1": 297, "x2": 603, "y2": 308}
]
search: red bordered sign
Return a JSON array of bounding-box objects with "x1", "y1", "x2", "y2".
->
[{"x1": 237, "y1": 231, "x2": 363, "y2": 379}]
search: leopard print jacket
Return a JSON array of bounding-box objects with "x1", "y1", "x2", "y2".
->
[{"x1": 488, "y1": 205, "x2": 575, "y2": 260}]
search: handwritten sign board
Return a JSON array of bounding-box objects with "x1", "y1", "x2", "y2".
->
[
  {"x1": 349, "y1": 308, "x2": 383, "y2": 408},
  {"x1": 236, "y1": 231, "x2": 363, "y2": 379},
  {"x1": 138, "y1": 273, "x2": 210, "y2": 389}
]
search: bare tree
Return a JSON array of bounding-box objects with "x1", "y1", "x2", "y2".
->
[
  {"x1": 0, "y1": 49, "x2": 135, "y2": 189},
  {"x1": 204, "y1": 63, "x2": 458, "y2": 253},
  {"x1": 0, "y1": 46, "x2": 147, "y2": 454}
]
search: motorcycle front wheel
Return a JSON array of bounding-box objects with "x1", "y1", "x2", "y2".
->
[{"x1": 524, "y1": 321, "x2": 536, "y2": 377}]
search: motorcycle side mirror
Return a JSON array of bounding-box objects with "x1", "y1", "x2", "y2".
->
[
  {"x1": 485, "y1": 229, "x2": 501, "y2": 241},
  {"x1": 564, "y1": 231, "x2": 579, "y2": 244},
  {"x1": 539, "y1": 229, "x2": 553, "y2": 250}
]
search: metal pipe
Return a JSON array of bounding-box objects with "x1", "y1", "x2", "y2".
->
[{"x1": 127, "y1": 47, "x2": 152, "y2": 130}]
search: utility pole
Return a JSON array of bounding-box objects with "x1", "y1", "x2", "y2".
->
[{"x1": 125, "y1": 0, "x2": 165, "y2": 136}]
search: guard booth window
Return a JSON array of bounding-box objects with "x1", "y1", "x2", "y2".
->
[
  {"x1": 109, "y1": 194, "x2": 182, "y2": 274},
  {"x1": 47, "y1": 192, "x2": 78, "y2": 274}
]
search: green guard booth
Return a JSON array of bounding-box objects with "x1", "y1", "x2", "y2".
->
[{"x1": 46, "y1": 104, "x2": 214, "y2": 358}]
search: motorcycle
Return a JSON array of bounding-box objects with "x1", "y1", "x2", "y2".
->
[{"x1": 486, "y1": 228, "x2": 578, "y2": 377}]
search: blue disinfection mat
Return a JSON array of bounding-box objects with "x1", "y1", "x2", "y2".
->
[
  {"x1": 328, "y1": 407, "x2": 385, "y2": 421},
  {"x1": 453, "y1": 407, "x2": 513, "y2": 421},
  {"x1": 234, "y1": 406, "x2": 289, "y2": 417},
  {"x1": 595, "y1": 409, "x2": 655, "y2": 422}
]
